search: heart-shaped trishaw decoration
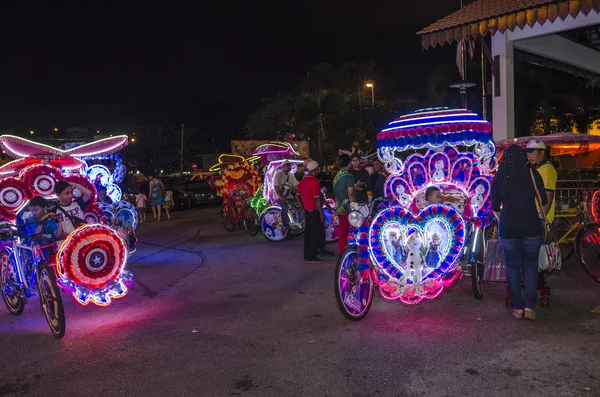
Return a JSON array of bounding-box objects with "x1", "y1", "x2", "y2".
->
[{"x1": 368, "y1": 204, "x2": 466, "y2": 302}]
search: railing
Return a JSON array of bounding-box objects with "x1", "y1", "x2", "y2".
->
[{"x1": 555, "y1": 180, "x2": 600, "y2": 219}]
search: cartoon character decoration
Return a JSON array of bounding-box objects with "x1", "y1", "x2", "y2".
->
[
  {"x1": 349, "y1": 108, "x2": 497, "y2": 305},
  {"x1": 0, "y1": 134, "x2": 134, "y2": 307}
]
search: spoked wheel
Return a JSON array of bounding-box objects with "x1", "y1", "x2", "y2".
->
[
  {"x1": 288, "y1": 206, "x2": 305, "y2": 236},
  {"x1": 0, "y1": 248, "x2": 25, "y2": 315},
  {"x1": 242, "y1": 205, "x2": 260, "y2": 236},
  {"x1": 260, "y1": 207, "x2": 289, "y2": 242},
  {"x1": 324, "y1": 208, "x2": 340, "y2": 243},
  {"x1": 553, "y1": 217, "x2": 574, "y2": 263},
  {"x1": 335, "y1": 247, "x2": 373, "y2": 321},
  {"x1": 220, "y1": 201, "x2": 237, "y2": 232},
  {"x1": 471, "y1": 260, "x2": 485, "y2": 300},
  {"x1": 36, "y1": 261, "x2": 65, "y2": 338},
  {"x1": 576, "y1": 223, "x2": 600, "y2": 283}
]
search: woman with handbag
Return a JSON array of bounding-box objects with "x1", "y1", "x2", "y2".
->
[{"x1": 491, "y1": 145, "x2": 548, "y2": 320}]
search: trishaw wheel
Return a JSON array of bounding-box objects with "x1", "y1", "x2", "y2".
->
[
  {"x1": 243, "y1": 206, "x2": 260, "y2": 236},
  {"x1": 259, "y1": 207, "x2": 288, "y2": 242},
  {"x1": 576, "y1": 223, "x2": 600, "y2": 283},
  {"x1": 36, "y1": 261, "x2": 66, "y2": 339},
  {"x1": 0, "y1": 248, "x2": 25, "y2": 316},
  {"x1": 471, "y1": 260, "x2": 485, "y2": 300},
  {"x1": 220, "y1": 202, "x2": 236, "y2": 232},
  {"x1": 335, "y1": 247, "x2": 373, "y2": 321},
  {"x1": 288, "y1": 207, "x2": 305, "y2": 236}
]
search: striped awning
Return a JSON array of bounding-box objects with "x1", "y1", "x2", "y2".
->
[{"x1": 418, "y1": 0, "x2": 600, "y2": 49}]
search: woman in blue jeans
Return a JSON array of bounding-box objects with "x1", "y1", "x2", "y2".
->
[{"x1": 491, "y1": 145, "x2": 548, "y2": 320}]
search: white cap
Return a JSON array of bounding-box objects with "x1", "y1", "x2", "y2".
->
[
  {"x1": 525, "y1": 139, "x2": 547, "y2": 152},
  {"x1": 306, "y1": 160, "x2": 320, "y2": 172}
]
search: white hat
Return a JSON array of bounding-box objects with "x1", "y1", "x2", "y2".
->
[
  {"x1": 282, "y1": 160, "x2": 291, "y2": 167},
  {"x1": 306, "y1": 160, "x2": 320, "y2": 172},
  {"x1": 525, "y1": 139, "x2": 547, "y2": 152}
]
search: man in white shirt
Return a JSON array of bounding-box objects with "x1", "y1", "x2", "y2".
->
[
  {"x1": 274, "y1": 160, "x2": 299, "y2": 231},
  {"x1": 52, "y1": 180, "x2": 93, "y2": 238}
]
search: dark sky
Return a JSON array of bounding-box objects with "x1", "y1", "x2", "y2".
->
[{"x1": 0, "y1": 1, "x2": 459, "y2": 135}]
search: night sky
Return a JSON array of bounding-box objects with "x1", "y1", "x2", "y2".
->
[{"x1": 0, "y1": 1, "x2": 460, "y2": 135}]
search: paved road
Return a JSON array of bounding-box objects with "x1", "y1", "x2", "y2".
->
[{"x1": 1, "y1": 206, "x2": 599, "y2": 397}]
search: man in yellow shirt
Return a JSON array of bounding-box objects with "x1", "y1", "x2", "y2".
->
[{"x1": 525, "y1": 139, "x2": 557, "y2": 223}]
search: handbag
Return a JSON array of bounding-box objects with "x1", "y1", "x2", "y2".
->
[
  {"x1": 483, "y1": 239, "x2": 507, "y2": 282},
  {"x1": 538, "y1": 241, "x2": 562, "y2": 272},
  {"x1": 530, "y1": 169, "x2": 553, "y2": 245}
]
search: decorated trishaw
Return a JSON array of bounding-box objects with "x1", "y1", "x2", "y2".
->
[
  {"x1": 251, "y1": 144, "x2": 340, "y2": 243},
  {"x1": 209, "y1": 155, "x2": 262, "y2": 235},
  {"x1": 335, "y1": 108, "x2": 498, "y2": 320},
  {"x1": 0, "y1": 135, "x2": 135, "y2": 337}
]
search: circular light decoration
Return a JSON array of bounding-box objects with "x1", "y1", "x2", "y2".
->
[
  {"x1": 65, "y1": 173, "x2": 97, "y2": 205},
  {"x1": 344, "y1": 108, "x2": 497, "y2": 306},
  {"x1": 106, "y1": 183, "x2": 122, "y2": 203},
  {"x1": 0, "y1": 178, "x2": 27, "y2": 211},
  {"x1": 57, "y1": 224, "x2": 128, "y2": 306},
  {"x1": 21, "y1": 164, "x2": 63, "y2": 198},
  {"x1": 83, "y1": 203, "x2": 107, "y2": 224},
  {"x1": 86, "y1": 164, "x2": 112, "y2": 188}
]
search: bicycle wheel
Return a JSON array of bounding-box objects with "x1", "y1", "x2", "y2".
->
[
  {"x1": 220, "y1": 201, "x2": 236, "y2": 232},
  {"x1": 553, "y1": 217, "x2": 574, "y2": 263},
  {"x1": 260, "y1": 207, "x2": 288, "y2": 242},
  {"x1": 288, "y1": 206, "x2": 305, "y2": 236},
  {"x1": 335, "y1": 247, "x2": 373, "y2": 321},
  {"x1": 243, "y1": 205, "x2": 260, "y2": 236},
  {"x1": 0, "y1": 248, "x2": 25, "y2": 315},
  {"x1": 575, "y1": 222, "x2": 600, "y2": 283},
  {"x1": 36, "y1": 261, "x2": 65, "y2": 338}
]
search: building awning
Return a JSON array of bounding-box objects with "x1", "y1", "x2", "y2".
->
[
  {"x1": 418, "y1": 0, "x2": 600, "y2": 49},
  {"x1": 496, "y1": 132, "x2": 600, "y2": 155}
]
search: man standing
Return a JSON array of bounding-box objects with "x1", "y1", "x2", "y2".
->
[
  {"x1": 525, "y1": 139, "x2": 557, "y2": 223},
  {"x1": 350, "y1": 154, "x2": 370, "y2": 205},
  {"x1": 296, "y1": 161, "x2": 325, "y2": 263},
  {"x1": 274, "y1": 160, "x2": 299, "y2": 231},
  {"x1": 295, "y1": 163, "x2": 305, "y2": 182},
  {"x1": 333, "y1": 154, "x2": 357, "y2": 254},
  {"x1": 370, "y1": 159, "x2": 388, "y2": 201}
]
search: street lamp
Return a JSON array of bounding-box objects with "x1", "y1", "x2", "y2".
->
[
  {"x1": 131, "y1": 137, "x2": 136, "y2": 143},
  {"x1": 365, "y1": 82, "x2": 375, "y2": 106},
  {"x1": 53, "y1": 127, "x2": 58, "y2": 132},
  {"x1": 29, "y1": 130, "x2": 34, "y2": 135}
]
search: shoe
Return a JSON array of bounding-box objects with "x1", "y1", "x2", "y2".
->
[
  {"x1": 511, "y1": 309, "x2": 524, "y2": 320},
  {"x1": 305, "y1": 258, "x2": 324, "y2": 264},
  {"x1": 524, "y1": 308, "x2": 536, "y2": 321},
  {"x1": 318, "y1": 249, "x2": 335, "y2": 256}
]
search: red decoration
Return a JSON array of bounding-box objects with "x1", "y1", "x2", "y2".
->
[
  {"x1": 0, "y1": 177, "x2": 27, "y2": 211},
  {"x1": 57, "y1": 224, "x2": 127, "y2": 289},
  {"x1": 65, "y1": 173, "x2": 97, "y2": 206},
  {"x1": 21, "y1": 164, "x2": 63, "y2": 198},
  {"x1": 83, "y1": 203, "x2": 107, "y2": 224}
]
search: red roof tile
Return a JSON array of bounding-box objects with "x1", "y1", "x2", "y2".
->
[{"x1": 418, "y1": 0, "x2": 559, "y2": 34}]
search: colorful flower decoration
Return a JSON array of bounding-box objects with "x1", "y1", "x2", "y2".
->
[{"x1": 214, "y1": 162, "x2": 261, "y2": 200}]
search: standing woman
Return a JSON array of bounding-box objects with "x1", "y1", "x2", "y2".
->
[
  {"x1": 491, "y1": 145, "x2": 548, "y2": 320},
  {"x1": 149, "y1": 175, "x2": 165, "y2": 221}
]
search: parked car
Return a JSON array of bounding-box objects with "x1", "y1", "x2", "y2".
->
[{"x1": 175, "y1": 180, "x2": 221, "y2": 206}]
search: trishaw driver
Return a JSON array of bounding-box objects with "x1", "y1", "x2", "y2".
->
[
  {"x1": 525, "y1": 139, "x2": 557, "y2": 223},
  {"x1": 274, "y1": 160, "x2": 299, "y2": 232}
]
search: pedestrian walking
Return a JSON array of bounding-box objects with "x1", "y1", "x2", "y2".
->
[
  {"x1": 164, "y1": 185, "x2": 173, "y2": 220},
  {"x1": 135, "y1": 188, "x2": 148, "y2": 223},
  {"x1": 296, "y1": 160, "x2": 325, "y2": 263},
  {"x1": 491, "y1": 145, "x2": 547, "y2": 321},
  {"x1": 149, "y1": 175, "x2": 165, "y2": 221}
]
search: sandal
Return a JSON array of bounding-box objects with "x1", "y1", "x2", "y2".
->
[
  {"x1": 524, "y1": 308, "x2": 536, "y2": 321},
  {"x1": 511, "y1": 309, "x2": 524, "y2": 320}
]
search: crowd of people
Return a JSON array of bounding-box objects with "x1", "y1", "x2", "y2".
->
[{"x1": 275, "y1": 153, "x2": 389, "y2": 264}]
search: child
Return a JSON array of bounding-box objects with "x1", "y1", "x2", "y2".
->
[
  {"x1": 135, "y1": 190, "x2": 148, "y2": 222},
  {"x1": 52, "y1": 180, "x2": 93, "y2": 238},
  {"x1": 98, "y1": 186, "x2": 113, "y2": 205},
  {"x1": 26, "y1": 196, "x2": 63, "y2": 261},
  {"x1": 425, "y1": 186, "x2": 442, "y2": 204},
  {"x1": 163, "y1": 186, "x2": 173, "y2": 220}
]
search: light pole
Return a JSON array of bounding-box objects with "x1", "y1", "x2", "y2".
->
[
  {"x1": 180, "y1": 124, "x2": 185, "y2": 175},
  {"x1": 365, "y1": 82, "x2": 375, "y2": 106}
]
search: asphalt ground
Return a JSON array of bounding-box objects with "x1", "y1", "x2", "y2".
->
[{"x1": 0, "y1": 206, "x2": 599, "y2": 397}]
